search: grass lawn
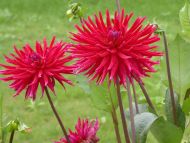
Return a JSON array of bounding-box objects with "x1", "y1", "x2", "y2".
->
[{"x1": 0, "y1": 0, "x2": 185, "y2": 142}]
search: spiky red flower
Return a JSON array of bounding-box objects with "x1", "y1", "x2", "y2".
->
[
  {"x1": 55, "y1": 118, "x2": 99, "y2": 143},
  {"x1": 70, "y1": 9, "x2": 162, "y2": 85},
  {"x1": 0, "y1": 37, "x2": 73, "y2": 100}
]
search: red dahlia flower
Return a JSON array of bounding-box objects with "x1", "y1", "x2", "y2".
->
[
  {"x1": 56, "y1": 118, "x2": 99, "y2": 143},
  {"x1": 70, "y1": 9, "x2": 162, "y2": 85},
  {"x1": 0, "y1": 37, "x2": 73, "y2": 100}
]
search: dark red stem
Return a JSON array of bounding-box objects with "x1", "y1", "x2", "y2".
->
[
  {"x1": 126, "y1": 78, "x2": 136, "y2": 143},
  {"x1": 116, "y1": 78, "x2": 131, "y2": 143},
  {"x1": 79, "y1": 17, "x2": 83, "y2": 24},
  {"x1": 131, "y1": 81, "x2": 139, "y2": 113},
  {"x1": 162, "y1": 31, "x2": 177, "y2": 125},
  {"x1": 45, "y1": 87, "x2": 70, "y2": 143},
  {"x1": 111, "y1": 111, "x2": 122, "y2": 143},
  {"x1": 108, "y1": 87, "x2": 122, "y2": 143},
  {"x1": 138, "y1": 82, "x2": 157, "y2": 114},
  {"x1": 115, "y1": 0, "x2": 121, "y2": 13}
]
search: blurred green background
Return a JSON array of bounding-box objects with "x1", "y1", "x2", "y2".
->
[{"x1": 0, "y1": 0, "x2": 185, "y2": 142}]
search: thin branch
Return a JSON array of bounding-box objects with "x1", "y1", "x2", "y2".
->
[
  {"x1": 115, "y1": 0, "x2": 121, "y2": 13},
  {"x1": 116, "y1": 78, "x2": 131, "y2": 143},
  {"x1": 162, "y1": 31, "x2": 177, "y2": 125},
  {"x1": 9, "y1": 131, "x2": 14, "y2": 143},
  {"x1": 131, "y1": 81, "x2": 139, "y2": 113},
  {"x1": 45, "y1": 87, "x2": 70, "y2": 143},
  {"x1": 138, "y1": 82, "x2": 157, "y2": 114},
  {"x1": 126, "y1": 78, "x2": 136, "y2": 143},
  {"x1": 79, "y1": 17, "x2": 83, "y2": 24},
  {"x1": 108, "y1": 87, "x2": 122, "y2": 143},
  {"x1": 111, "y1": 111, "x2": 122, "y2": 143}
]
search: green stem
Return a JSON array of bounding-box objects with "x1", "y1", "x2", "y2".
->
[
  {"x1": 131, "y1": 81, "x2": 139, "y2": 113},
  {"x1": 162, "y1": 31, "x2": 177, "y2": 125},
  {"x1": 45, "y1": 87, "x2": 70, "y2": 143},
  {"x1": 126, "y1": 78, "x2": 136, "y2": 143},
  {"x1": 9, "y1": 131, "x2": 14, "y2": 143},
  {"x1": 116, "y1": 78, "x2": 131, "y2": 143}
]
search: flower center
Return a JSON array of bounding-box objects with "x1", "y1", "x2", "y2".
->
[
  {"x1": 29, "y1": 52, "x2": 42, "y2": 66},
  {"x1": 107, "y1": 30, "x2": 120, "y2": 53},
  {"x1": 108, "y1": 30, "x2": 120, "y2": 41}
]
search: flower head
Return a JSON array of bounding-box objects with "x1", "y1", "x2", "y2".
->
[
  {"x1": 0, "y1": 37, "x2": 73, "y2": 100},
  {"x1": 70, "y1": 9, "x2": 162, "y2": 85},
  {"x1": 56, "y1": 118, "x2": 99, "y2": 143}
]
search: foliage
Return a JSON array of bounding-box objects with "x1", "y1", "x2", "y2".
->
[
  {"x1": 2, "y1": 119, "x2": 31, "y2": 142},
  {"x1": 150, "y1": 117, "x2": 183, "y2": 143},
  {"x1": 165, "y1": 89, "x2": 186, "y2": 130},
  {"x1": 182, "y1": 97, "x2": 190, "y2": 115},
  {"x1": 76, "y1": 75, "x2": 122, "y2": 113},
  {"x1": 4, "y1": 119, "x2": 31, "y2": 133},
  {"x1": 161, "y1": 34, "x2": 190, "y2": 103},
  {"x1": 179, "y1": 0, "x2": 190, "y2": 42},
  {"x1": 134, "y1": 112, "x2": 157, "y2": 143}
]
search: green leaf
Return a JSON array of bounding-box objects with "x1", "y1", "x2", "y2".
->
[
  {"x1": 126, "y1": 104, "x2": 148, "y2": 119},
  {"x1": 179, "y1": 0, "x2": 190, "y2": 42},
  {"x1": 135, "y1": 104, "x2": 149, "y2": 114},
  {"x1": 76, "y1": 75, "x2": 121, "y2": 112},
  {"x1": 126, "y1": 104, "x2": 154, "y2": 142},
  {"x1": 182, "y1": 97, "x2": 190, "y2": 115},
  {"x1": 177, "y1": 104, "x2": 186, "y2": 131},
  {"x1": 89, "y1": 82, "x2": 114, "y2": 112},
  {"x1": 165, "y1": 89, "x2": 186, "y2": 130},
  {"x1": 184, "y1": 88, "x2": 190, "y2": 100},
  {"x1": 134, "y1": 112, "x2": 158, "y2": 143},
  {"x1": 165, "y1": 89, "x2": 178, "y2": 123},
  {"x1": 161, "y1": 34, "x2": 190, "y2": 102},
  {"x1": 150, "y1": 117, "x2": 183, "y2": 143}
]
